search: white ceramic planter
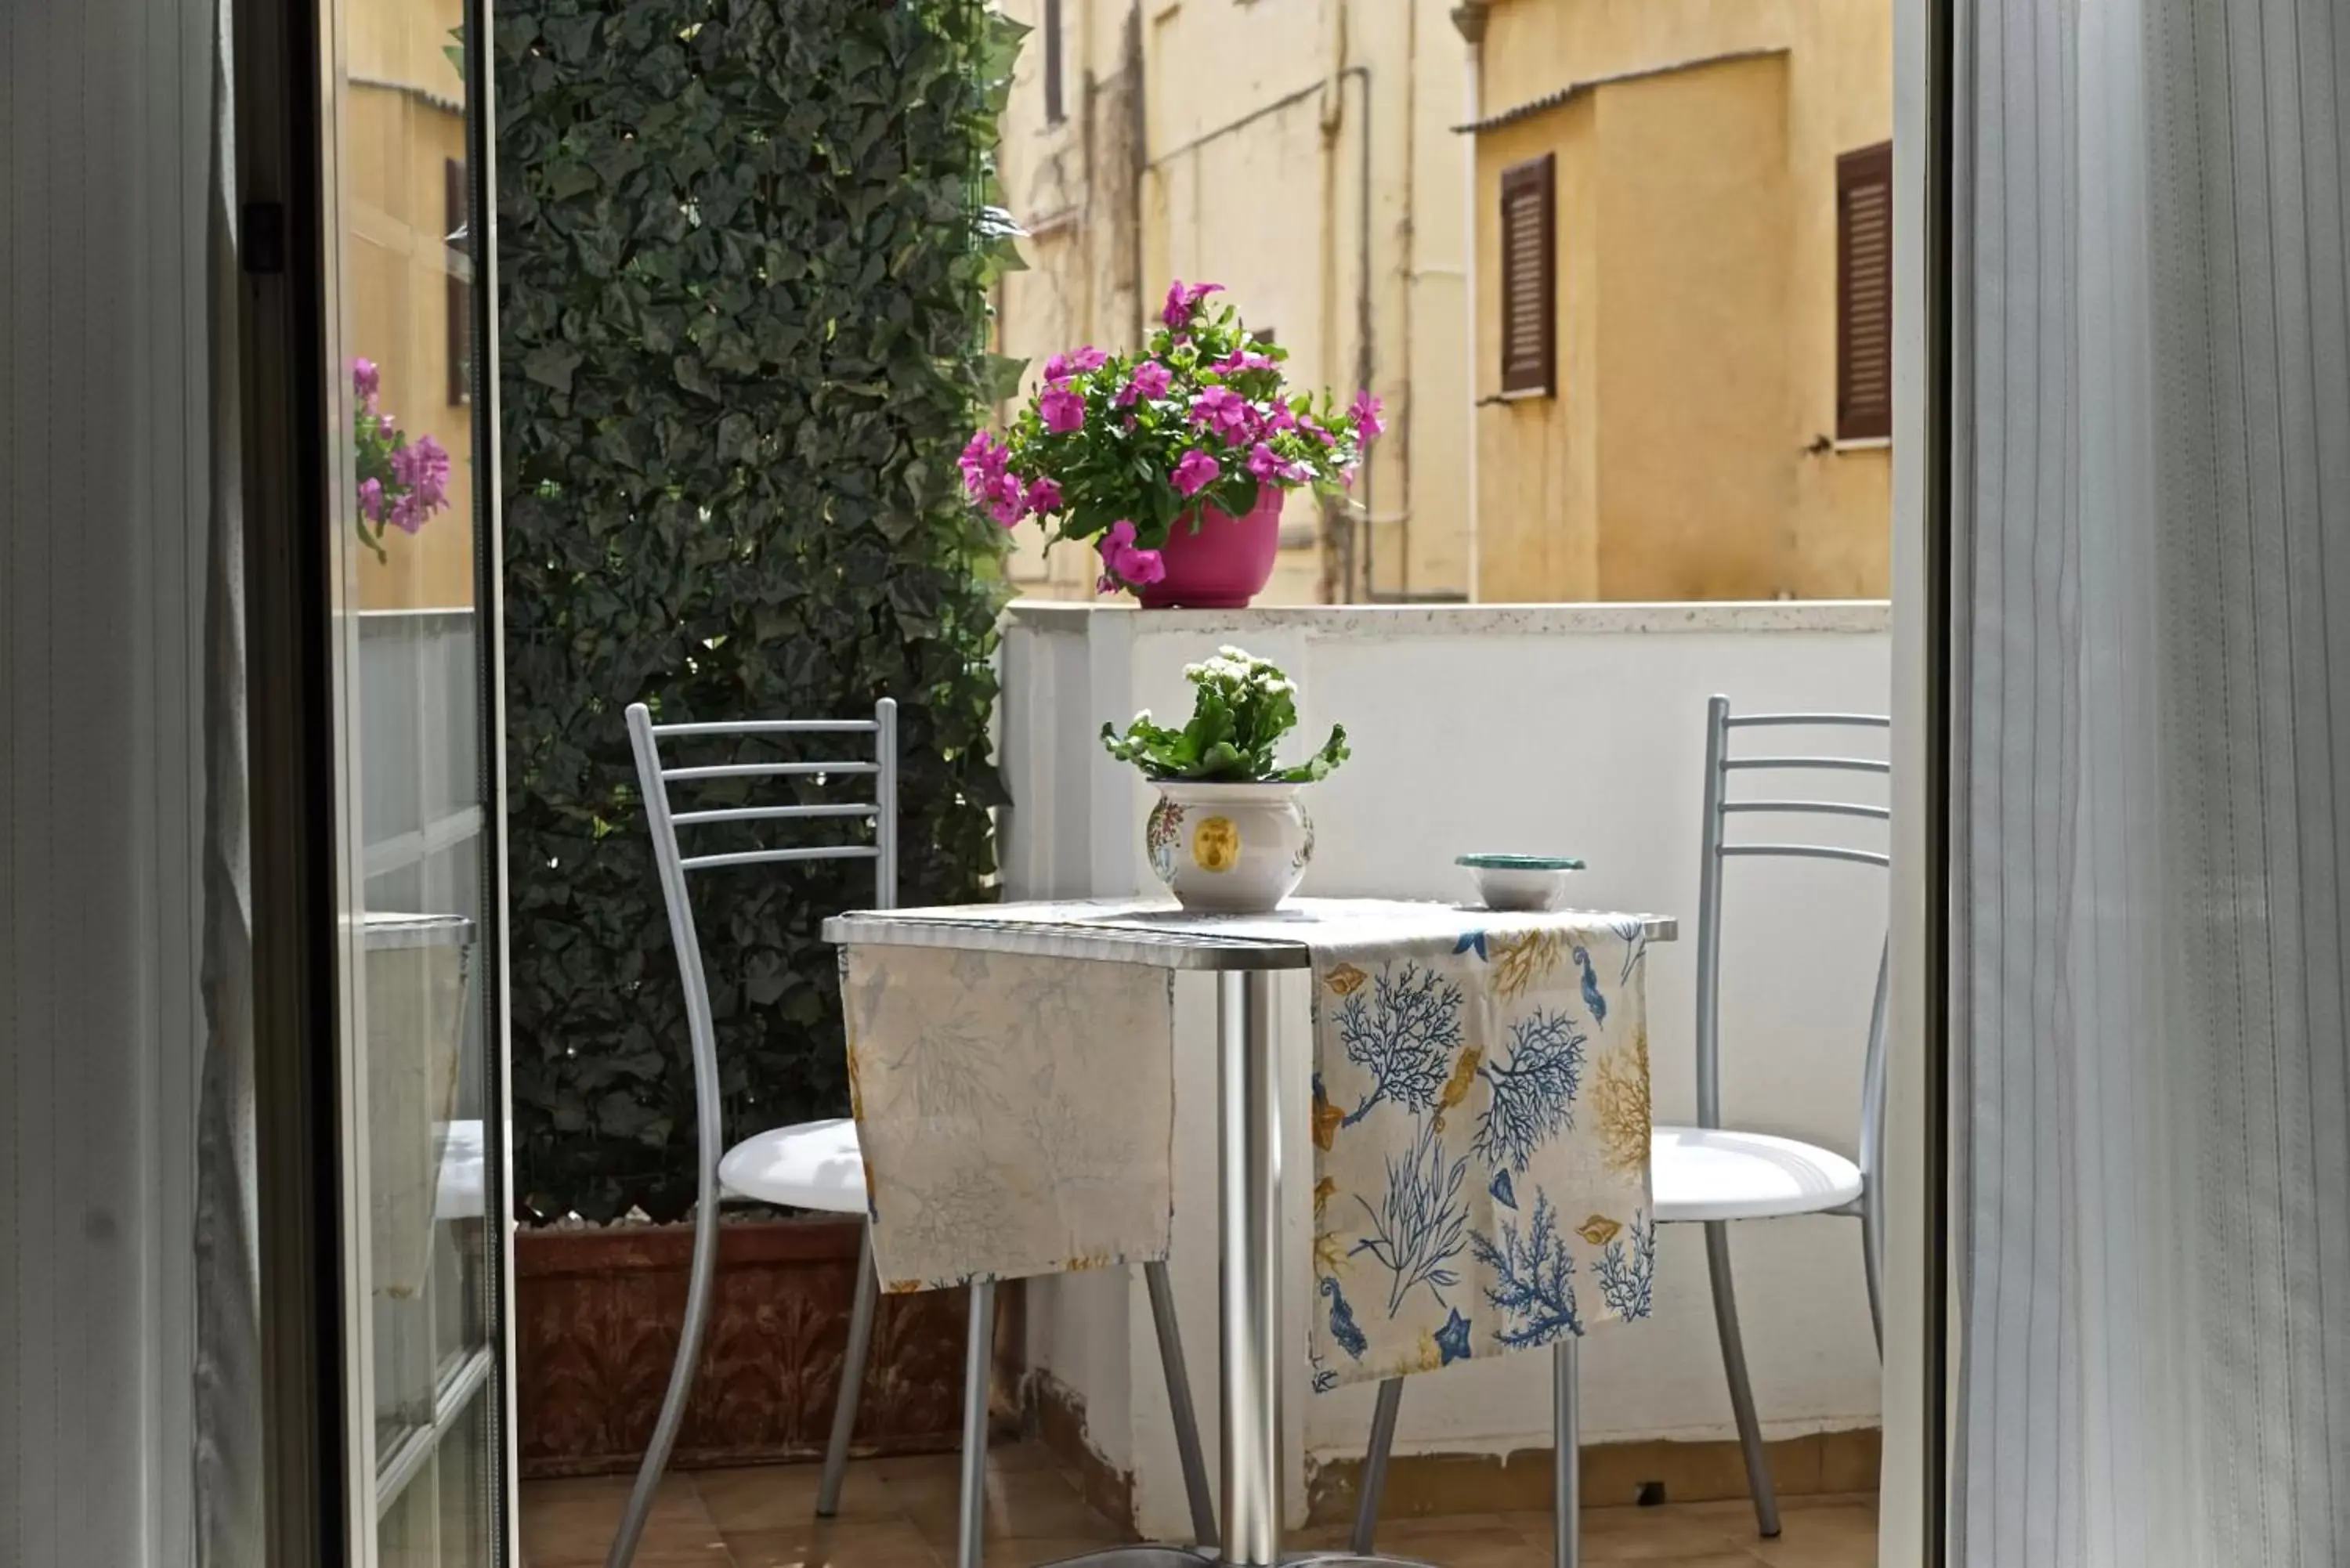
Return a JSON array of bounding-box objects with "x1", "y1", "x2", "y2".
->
[{"x1": 1145, "y1": 780, "x2": 1314, "y2": 912}]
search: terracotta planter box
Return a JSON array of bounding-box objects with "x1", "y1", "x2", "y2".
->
[{"x1": 518, "y1": 1214, "x2": 1018, "y2": 1479}]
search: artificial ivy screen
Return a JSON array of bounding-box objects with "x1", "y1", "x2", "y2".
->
[{"x1": 497, "y1": 0, "x2": 1022, "y2": 1223}]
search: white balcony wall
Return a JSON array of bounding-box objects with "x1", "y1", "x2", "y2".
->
[{"x1": 999, "y1": 600, "x2": 1893, "y2": 1537}]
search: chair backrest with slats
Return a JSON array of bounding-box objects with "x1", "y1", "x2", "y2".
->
[
  {"x1": 1694, "y1": 695, "x2": 1890, "y2": 1199},
  {"x1": 624, "y1": 699, "x2": 897, "y2": 1208}
]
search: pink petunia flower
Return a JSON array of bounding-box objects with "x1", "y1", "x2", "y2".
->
[
  {"x1": 985, "y1": 469, "x2": 1029, "y2": 527},
  {"x1": 358, "y1": 477, "x2": 385, "y2": 522},
  {"x1": 1188, "y1": 385, "x2": 1249, "y2": 439},
  {"x1": 392, "y1": 434, "x2": 451, "y2": 512},
  {"x1": 1161, "y1": 279, "x2": 1225, "y2": 331},
  {"x1": 1115, "y1": 359, "x2": 1174, "y2": 407},
  {"x1": 1096, "y1": 518, "x2": 1167, "y2": 590},
  {"x1": 1039, "y1": 385, "x2": 1087, "y2": 434},
  {"x1": 959, "y1": 429, "x2": 1010, "y2": 498},
  {"x1": 352, "y1": 356, "x2": 380, "y2": 403},
  {"x1": 1246, "y1": 442, "x2": 1307, "y2": 485},
  {"x1": 1213, "y1": 349, "x2": 1274, "y2": 376},
  {"x1": 1350, "y1": 389, "x2": 1386, "y2": 440},
  {"x1": 1025, "y1": 476, "x2": 1064, "y2": 515},
  {"x1": 1044, "y1": 346, "x2": 1104, "y2": 382},
  {"x1": 1171, "y1": 449, "x2": 1222, "y2": 497}
]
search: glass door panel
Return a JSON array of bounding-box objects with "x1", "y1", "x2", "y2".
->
[{"x1": 330, "y1": 0, "x2": 508, "y2": 1554}]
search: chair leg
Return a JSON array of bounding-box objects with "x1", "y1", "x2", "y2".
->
[
  {"x1": 1860, "y1": 1203, "x2": 1885, "y2": 1361},
  {"x1": 1703, "y1": 1220, "x2": 1781, "y2": 1538},
  {"x1": 1553, "y1": 1337, "x2": 1581, "y2": 1568},
  {"x1": 817, "y1": 1223, "x2": 881, "y2": 1517},
  {"x1": 1142, "y1": 1259, "x2": 1219, "y2": 1549},
  {"x1": 956, "y1": 1280, "x2": 998, "y2": 1568},
  {"x1": 1350, "y1": 1378, "x2": 1405, "y2": 1553},
  {"x1": 605, "y1": 1188, "x2": 721, "y2": 1568}
]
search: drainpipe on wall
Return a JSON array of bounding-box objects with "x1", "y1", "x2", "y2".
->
[
  {"x1": 1454, "y1": 1, "x2": 1488, "y2": 602},
  {"x1": 1124, "y1": 2, "x2": 1147, "y2": 351}
]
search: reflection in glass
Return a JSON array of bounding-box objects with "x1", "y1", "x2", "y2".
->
[{"x1": 339, "y1": 0, "x2": 503, "y2": 1555}]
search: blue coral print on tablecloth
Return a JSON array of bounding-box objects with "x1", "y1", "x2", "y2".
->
[
  {"x1": 1307, "y1": 916, "x2": 1654, "y2": 1387},
  {"x1": 1334, "y1": 962, "x2": 1464, "y2": 1127},
  {"x1": 1472, "y1": 1187, "x2": 1582, "y2": 1347},
  {"x1": 1350, "y1": 1118, "x2": 1471, "y2": 1317},
  {"x1": 1473, "y1": 1007, "x2": 1585, "y2": 1175}
]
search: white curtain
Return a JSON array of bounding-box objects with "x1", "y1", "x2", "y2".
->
[
  {"x1": 1958, "y1": 0, "x2": 2350, "y2": 1564},
  {"x1": 194, "y1": 0, "x2": 265, "y2": 1559},
  {"x1": 3, "y1": 0, "x2": 234, "y2": 1559}
]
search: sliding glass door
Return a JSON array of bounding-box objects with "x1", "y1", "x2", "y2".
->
[{"x1": 325, "y1": 0, "x2": 511, "y2": 1556}]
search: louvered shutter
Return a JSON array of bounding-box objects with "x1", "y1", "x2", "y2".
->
[
  {"x1": 1499, "y1": 154, "x2": 1556, "y2": 397},
  {"x1": 1836, "y1": 142, "x2": 1893, "y2": 441},
  {"x1": 1043, "y1": 0, "x2": 1065, "y2": 125}
]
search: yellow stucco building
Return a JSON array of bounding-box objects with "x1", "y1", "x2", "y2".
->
[
  {"x1": 1462, "y1": 0, "x2": 1893, "y2": 602},
  {"x1": 992, "y1": 0, "x2": 1891, "y2": 605},
  {"x1": 990, "y1": 0, "x2": 1473, "y2": 604},
  {"x1": 349, "y1": 0, "x2": 479, "y2": 612}
]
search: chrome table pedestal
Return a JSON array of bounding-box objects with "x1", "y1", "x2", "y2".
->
[{"x1": 822, "y1": 899, "x2": 1676, "y2": 1568}]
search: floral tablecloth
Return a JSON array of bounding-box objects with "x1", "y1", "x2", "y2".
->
[
  {"x1": 837, "y1": 901, "x2": 1655, "y2": 1386},
  {"x1": 1305, "y1": 919, "x2": 1654, "y2": 1389}
]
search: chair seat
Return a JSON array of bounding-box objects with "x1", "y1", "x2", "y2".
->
[
  {"x1": 1651, "y1": 1125, "x2": 1864, "y2": 1222},
  {"x1": 437, "y1": 1118, "x2": 485, "y2": 1220},
  {"x1": 718, "y1": 1117, "x2": 868, "y2": 1213}
]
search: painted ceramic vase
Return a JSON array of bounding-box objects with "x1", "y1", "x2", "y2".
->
[{"x1": 1145, "y1": 780, "x2": 1314, "y2": 912}]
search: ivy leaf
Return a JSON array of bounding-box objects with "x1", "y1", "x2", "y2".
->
[{"x1": 522, "y1": 342, "x2": 583, "y2": 393}]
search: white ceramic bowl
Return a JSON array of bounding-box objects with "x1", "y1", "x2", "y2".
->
[{"x1": 1457, "y1": 853, "x2": 1585, "y2": 912}]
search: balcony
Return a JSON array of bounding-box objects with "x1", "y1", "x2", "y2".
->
[{"x1": 998, "y1": 598, "x2": 1892, "y2": 1538}]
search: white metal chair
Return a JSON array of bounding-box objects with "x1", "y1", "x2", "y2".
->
[
  {"x1": 607, "y1": 700, "x2": 1218, "y2": 1568},
  {"x1": 1350, "y1": 695, "x2": 1889, "y2": 1561}
]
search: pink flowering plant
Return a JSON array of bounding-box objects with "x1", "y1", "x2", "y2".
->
[
  {"x1": 960, "y1": 281, "x2": 1383, "y2": 592},
  {"x1": 351, "y1": 356, "x2": 453, "y2": 559}
]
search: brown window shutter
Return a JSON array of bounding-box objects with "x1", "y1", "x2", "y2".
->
[
  {"x1": 1498, "y1": 153, "x2": 1556, "y2": 397},
  {"x1": 1836, "y1": 141, "x2": 1893, "y2": 442},
  {"x1": 445, "y1": 157, "x2": 472, "y2": 406},
  {"x1": 1043, "y1": 0, "x2": 1065, "y2": 125}
]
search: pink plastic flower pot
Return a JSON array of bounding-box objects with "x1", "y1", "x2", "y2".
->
[{"x1": 1136, "y1": 487, "x2": 1285, "y2": 610}]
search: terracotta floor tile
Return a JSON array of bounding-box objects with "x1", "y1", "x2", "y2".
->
[
  {"x1": 721, "y1": 1518, "x2": 944, "y2": 1568},
  {"x1": 520, "y1": 1445, "x2": 1876, "y2": 1568},
  {"x1": 1501, "y1": 1504, "x2": 1753, "y2": 1563},
  {"x1": 894, "y1": 1464, "x2": 1130, "y2": 1548},
  {"x1": 1739, "y1": 1503, "x2": 1877, "y2": 1568},
  {"x1": 522, "y1": 1473, "x2": 721, "y2": 1566},
  {"x1": 696, "y1": 1461, "x2": 904, "y2": 1530},
  {"x1": 974, "y1": 1537, "x2": 1156, "y2": 1567},
  {"x1": 1685, "y1": 1493, "x2": 1875, "y2": 1524},
  {"x1": 1348, "y1": 1514, "x2": 1546, "y2": 1568}
]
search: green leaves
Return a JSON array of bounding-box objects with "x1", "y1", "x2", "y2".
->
[
  {"x1": 1099, "y1": 647, "x2": 1350, "y2": 785},
  {"x1": 500, "y1": 0, "x2": 1017, "y2": 1226}
]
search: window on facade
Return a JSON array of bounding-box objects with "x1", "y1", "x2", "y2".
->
[
  {"x1": 1836, "y1": 141, "x2": 1893, "y2": 442},
  {"x1": 1043, "y1": 0, "x2": 1065, "y2": 125},
  {"x1": 1499, "y1": 153, "x2": 1555, "y2": 397},
  {"x1": 446, "y1": 157, "x2": 472, "y2": 406}
]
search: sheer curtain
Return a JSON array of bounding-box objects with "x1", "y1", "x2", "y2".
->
[{"x1": 1958, "y1": 0, "x2": 2350, "y2": 1563}]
